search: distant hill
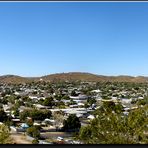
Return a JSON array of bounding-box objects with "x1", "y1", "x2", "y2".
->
[
  {"x1": 0, "y1": 75, "x2": 33, "y2": 84},
  {"x1": 0, "y1": 72, "x2": 148, "y2": 84},
  {"x1": 41, "y1": 72, "x2": 107, "y2": 82},
  {"x1": 41, "y1": 73, "x2": 148, "y2": 83}
]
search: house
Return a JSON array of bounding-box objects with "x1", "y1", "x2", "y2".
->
[
  {"x1": 91, "y1": 89, "x2": 101, "y2": 93},
  {"x1": 69, "y1": 94, "x2": 88, "y2": 100},
  {"x1": 69, "y1": 105, "x2": 78, "y2": 108},
  {"x1": 33, "y1": 122, "x2": 41, "y2": 126},
  {"x1": 29, "y1": 96, "x2": 39, "y2": 101},
  {"x1": 33, "y1": 104, "x2": 48, "y2": 109},
  {"x1": 78, "y1": 102, "x2": 85, "y2": 107},
  {"x1": 87, "y1": 115, "x2": 95, "y2": 120},
  {"x1": 121, "y1": 98, "x2": 132, "y2": 104}
]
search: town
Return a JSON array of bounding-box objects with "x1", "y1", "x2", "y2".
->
[
  {"x1": 1, "y1": 0, "x2": 148, "y2": 145},
  {"x1": 0, "y1": 79, "x2": 147, "y2": 144}
]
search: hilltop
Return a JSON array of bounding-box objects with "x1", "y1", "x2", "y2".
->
[
  {"x1": 0, "y1": 75, "x2": 35, "y2": 84},
  {"x1": 0, "y1": 72, "x2": 148, "y2": 84}
]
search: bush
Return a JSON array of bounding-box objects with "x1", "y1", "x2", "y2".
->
[
  {"x1": 32, "y1": 139, "x2": 39, "y2": 144},
  {"x1": 26, "y1": 126, "x2": 40, "y2": 139}
]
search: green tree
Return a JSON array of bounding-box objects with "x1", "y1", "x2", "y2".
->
[
  {"x1": 0, "y1": 96, "x2": 8, "y2": 104},
  {"x1": 87, "y1": 98, "x2": 96, "y2": 106},
  {"x1": 94, "y1": 101, "x2": 123, "y2": 114},
  {"x1": 63, "y1": 114, "x2": 81, "y2": 132},
  {"x1": 43, "y1": 97, "x2": 54, "y2": 107},
  {"x1": 62, "y1": 95, "x2": 70, "y2": 100},
  {"x1": 20, "y1": 109, "x2": 30, "y2": 121},
  {"x1": 26, "y1": 126, "x2": 40, "y2": 139},
  {"x1": 137, "y1": 96, "x2": 148, "y2": 106},
  {"x1": 0, "y1": 109, "x2": 8, "y2": 122},
  {"x1": 13, "y1": 109, "x2": 20, "y2": 117},
  {"x1": 0, "y1": 124, "x2": 12, "y2": 144},
  {"x1": 71, "y1": 90, "x2": 78, "y2": 96},
  {"x1": 20, "y1": 109, "x2": 52, "y2": 122},
  {"x1": 78, "y1": 105, "x2": 148, "y2": 144}
]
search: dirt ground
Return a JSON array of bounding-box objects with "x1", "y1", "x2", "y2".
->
[{"x1": 10, "y1": 133, "x2": 32, "y2": 144}]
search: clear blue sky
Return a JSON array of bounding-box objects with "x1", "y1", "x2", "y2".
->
[{"x1": 0, "y1": 2, "x2": 148, "y2": 77}]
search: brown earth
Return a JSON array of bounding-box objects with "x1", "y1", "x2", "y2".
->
[
  {"x1": 10, "y1": 133, "x2": 32, "y2": 144},
  {"x1": 0, "y1": 72, "x2": 148, "y2": 84}
]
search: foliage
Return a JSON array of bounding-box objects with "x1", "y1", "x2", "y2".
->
[
  {"x1": 93, "y1": 101, "x2": 123, "y2": 115},
  {"x1": 78, "y1": 105, "x2": 148, "y2": 144},
  {"x1": 71, "y1": 90, "x2": 78, "y2": 96},
  {"x1": 26, "y1": 126, "x2": 40, "y2": 139},
  {"x1": 53, "y1": 111, "x2": 64, "y2": 131},
  {"x1": 0, "y1": 124, "x2": 12, "y2": 144},
  {"x1": 32, "y1": 139, "x2": 39, "y2": 144},
  {"x1": 87, "y1": 98, "x2": 96, "y2": 106},
  {"x1": 13, "y1": 109, "x2": 20, "y2": 117},
  {"x1": 0, "y1": 96, "x2": 8, "y2": 104},
  {"x1": 63, "y1": 114, "x2": 81, "y2": 132},
  {"x1": 137, "y1": 96, "x2": 148, "y2": 106},
  {"x1": 0, "y1": 109, "x2": 9, "y2": 122},
  {"x1": 62, "y1": 95, "x2": 70, "y2": 100},
  {"x1": 42, "y1": 97, "x2": 54, "y2": 107},
  {"x1": 26, "y1": 119, "x2": 34, "y2": 127},
  {"x1": 20, "y1": 109, "x2": 52, "y2": 121}
]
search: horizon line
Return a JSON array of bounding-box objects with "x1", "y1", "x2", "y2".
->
[{"x1": 0, "y1": 71, "x2": 148, "y2": 78}]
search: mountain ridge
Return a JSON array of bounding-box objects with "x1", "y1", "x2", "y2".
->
[{"x1": 0, "y1": 72, "x2": 148, "y2": 84}]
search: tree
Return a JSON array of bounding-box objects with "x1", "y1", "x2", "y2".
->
[
  {"x1": 26, "y1": 118, "x2": 33, "y2": 127},
  {"x1": 7, "y1": 95, "x2": 16, "y2": 104},
  {"x1": 13, "y1": 108, "x2": 20, "y2": 117},
  {"x1": 26, "y1": 126, "x2": 40, "y2": 139},
  {"x1": 0, "y1": 124, "x2": 12, "y2": 144},
  {"x1": 68, "y1": 98, "x2": 77, "y2": 105},
  {"x1": 55, "y1": 101, "x2": 65, "y2": 109},
  {"x1": 0, "y1": 96, "x2": 8, "y2": 104},
  {"x1": 22, "y1": 96, "x2": 29, "y2": 102},
  {"x1": 62, "y1": 95, "x2": 70, "y2": 100},
  {"x1": 43, "y1": 110, "x2": 52, "y2": 119},
  {"x1": 43, "y1": 97, "x2": 54, "y2": 107},
  {"x1": 0, "y1": 109, "x2": 8, "y2": 122},
  {"x1": 137, "y1": 96, "x2": 148, "y2": 106},
  {"x1": 94, "y1": 101, "x2": 123, "y2": 115},
  {"x1": 87, "y1": 98, "x2": 96, "y2": 106},
  {"x1": 53, "y1": 111, "x2": 64, "y2": 131},
  {"x1": 20, "y1": 109, "x2": 52, "y2": 122},
  {"x1": 71, "y1": 90, "x2": 78, "y2": 96},
  {"x1": 78, "y1": 105, "x2": 148, "y2": 144},
  {"x1": 63, "y1": 114, "x2": 81, "y2": 132},
  {"x1": 20, "y1": 109, "x2": 30, "y2": 121}
]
